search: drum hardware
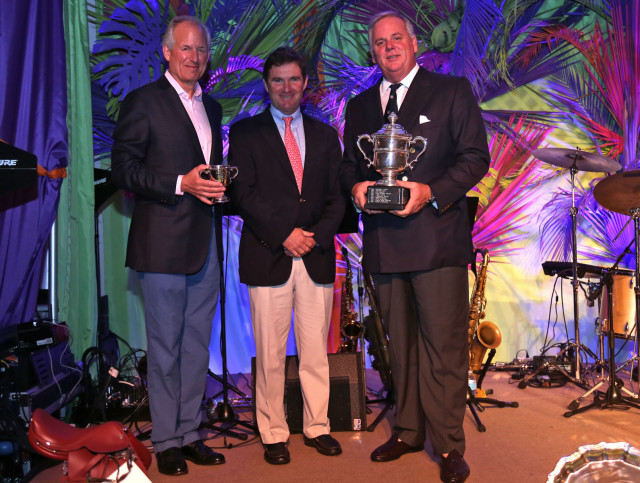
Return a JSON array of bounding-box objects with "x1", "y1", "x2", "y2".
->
[
  {"x1": 532, "y1": 148, "x2": 621, "y2": 383},
  {"x1": 564, "y1": 172, "x2": 640, "y2": 416},
  {"x1": 594, "y1": 171, "x2": 640, "y2": 393}
]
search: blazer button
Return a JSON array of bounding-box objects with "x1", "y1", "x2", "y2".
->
[{"x1": 299, "y1": 198, "x2": 306, "y2": 203}]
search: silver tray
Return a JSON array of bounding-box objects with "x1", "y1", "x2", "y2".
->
[{"x1": 548, "y1": 442, "x2": 640, "y2": 482}]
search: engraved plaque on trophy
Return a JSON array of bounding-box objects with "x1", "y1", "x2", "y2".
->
[{"x1": 356, "y1": 113, "x2": 427, "y2": 210}]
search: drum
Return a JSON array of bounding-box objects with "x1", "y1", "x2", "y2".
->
[
  {"x1": 600, "y1": 272, "x2": 636, "y2": 338},
  {"x1": 548, "y1": 442, "x2": 640, "y2": 482}
]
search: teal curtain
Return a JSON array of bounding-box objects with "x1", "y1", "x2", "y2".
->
[{"x1": 59, "y1": 0, "x2": 96, "y2": 358}]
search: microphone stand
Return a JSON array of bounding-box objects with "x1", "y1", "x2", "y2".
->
[
  {"x1": 359, "y1": 268, "x2": 394, "y2": 432},
  {"x1": 203, "y1": 208, "x2": 257, "y2": 439}
]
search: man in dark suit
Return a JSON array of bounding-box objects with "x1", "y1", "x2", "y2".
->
[
  {"x1": 111, "y1": 16, "x2": 227, "y2": 476},
  {"x1": 341, "y1": 11, "x2": 490, "y2": 483},
  {"x1": 229, "y1": 47, "x2": 345, "y2": 465}
]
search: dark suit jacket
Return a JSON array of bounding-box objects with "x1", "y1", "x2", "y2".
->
[
  {"x1": 111, "y1": 75, "x2": 224, "y2": 274},
  {"x1": 229, "y1": 109, "x2": 345, "y2": 286},
  {"x1": 342, "y1": 67, "x2": 491, "y2": 274}
]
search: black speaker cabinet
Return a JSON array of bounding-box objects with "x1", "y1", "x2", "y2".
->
[{"x1": 252, "y1": 352, "x2": 367, "y2": 433}]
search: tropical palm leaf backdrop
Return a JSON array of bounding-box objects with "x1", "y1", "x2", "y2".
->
[{"x1": 84, "y1": 0, "x2": 638, "y2": 372}]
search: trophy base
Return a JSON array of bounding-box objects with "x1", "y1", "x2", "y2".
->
[{"x1": 364, "y1": 185, "x2": 409, "y2": 211}]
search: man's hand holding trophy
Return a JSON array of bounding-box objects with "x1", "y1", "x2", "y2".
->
[
  {"x1": 200, "y1": 165, "x2": 239, "y2": 203},
  {"x1": 356, "y1": 112, "x2": 427, "y2": 212}
]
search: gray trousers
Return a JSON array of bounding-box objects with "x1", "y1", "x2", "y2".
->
[
  {"x1": 373, "y1": 266, "x2": 469, "y2": 456},
  {"x1": 140, "y1": 228, "x2": 220, "y2": 452}
]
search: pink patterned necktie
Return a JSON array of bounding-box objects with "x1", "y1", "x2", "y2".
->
[{"x1": 283, "y1": 116, "x2": 303, "y2": 192}]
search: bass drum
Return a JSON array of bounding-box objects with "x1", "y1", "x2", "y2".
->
[{"x1": 599, "y1": 271, "x2": 636, "y2": 338}]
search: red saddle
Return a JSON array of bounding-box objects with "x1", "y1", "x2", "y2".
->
[{"x1": 28, "y1": 408, "x2": 151, "y2": 482}]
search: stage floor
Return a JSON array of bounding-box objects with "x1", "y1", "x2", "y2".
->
[{"x1": 30, "y1": 368, "x2": 640, "y2": 482}]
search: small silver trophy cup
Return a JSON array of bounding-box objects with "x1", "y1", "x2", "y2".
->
[
  {"x1": 200, "y1": 164, "x2": 238, "y2": 203},
  {"x1": 357, "y1": 113, "x2": 427, "y2": 210}
]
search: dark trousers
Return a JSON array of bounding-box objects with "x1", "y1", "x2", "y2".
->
[
  {"x1": 139, "y1": 227, "x2": 220, "y2": 452},
  {"x1": 373, "y1": 266, "x2": 469, "y2": 455}
]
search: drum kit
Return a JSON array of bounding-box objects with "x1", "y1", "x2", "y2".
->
[{"x1": 531, "y1": 147, "x2": 640, "y2": 415}]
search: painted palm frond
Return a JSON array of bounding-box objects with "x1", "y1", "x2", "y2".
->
[
  {"x1": 534, "y1": 0, "x2": 640, "y2": 266},
  {"x1": 482, "y1": 110, "x2": 566, "y2": 152},
  {"x1": 450, "y1": 0, "x2": 503, "y2": 93},
  {"x1": 204, "y1": 0, "x2": 326, "y2": 116},
  {"x1": 525, "y1": 1, "x2": 640, "y2": 167},
  {"x1": 91, "y1": 81, "x2": 116, "y2": 166},
  {"x1": 203, "y1": 55, "x2": 264, "y2": 93},
  {"x1": 342, "y1": 0, "x2": 452, "y2": 40},
  {"x1": 461, "y1": 0, "x2": 588, "y2": 103},
  {"x1": 92, "y1": 0, "x2": 171, "y2": 104},
  {"x1": 580, "y1": 195, "x2": 635, "y2": 269},
  {"x1": 472, "y1": 115, "x2": 553, "y2": 257},
  {"x1": 538, "y1": 179, "x2": 593, "y2": 262}
]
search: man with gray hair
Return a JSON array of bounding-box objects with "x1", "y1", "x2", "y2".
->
[
  {"x1": 112, "y1": 16, "x2": 226, "y2": 476},
  {"x1": 341, "y1": 11, "x2": 490, "y2": 483}
]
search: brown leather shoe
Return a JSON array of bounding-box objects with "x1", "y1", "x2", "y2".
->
[
  {"x1": 264, "y1": 442, "x2": 290, "y2": 465},
  {"x1": 156, "y1": 447, "x2": 188, "y2": 476},
  {"x1": 440, "y1": 449, "x2": 470, "y2": 483},
  {"x1": 181, "y1": 440, "x2": 225, "y2": 465},
  {"x1": 370, "y1": 434, "x2": 423, "y2": 462},
  {"x1": 303, "y1": 434, "x2": 342, "y2": 456}
]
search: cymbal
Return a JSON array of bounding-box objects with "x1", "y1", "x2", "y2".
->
[
  {"x1": 532, "y1": 148, "x2": 621, "y2": 172},
  {"x1": 594, "y1": 170, "x2": 640, "y2": 214}
]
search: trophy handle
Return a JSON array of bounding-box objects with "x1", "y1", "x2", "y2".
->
[
  {"x1": 406, "y1": 136, "x2": 427, "y2": 171},
  {"x1": 228, "y1": 166, "x2": 239, "y2": 180},
  {"x1": 356, "y1": 134, "x2": 375, "y2": 168}
]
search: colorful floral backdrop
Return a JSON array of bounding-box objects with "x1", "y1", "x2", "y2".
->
[{"x1": 85, "y1": 0, "x2": 639, "y2": 374}]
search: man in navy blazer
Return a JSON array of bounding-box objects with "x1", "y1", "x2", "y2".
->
[
  {"x1": 341, "y1": 11, "x2": 490, "y2": 483},
  {"x1": 229, "y1": 47, "x2": 345, "y2": 465},
  {"x1": 111, "y1": 16, "x2": 227, "y2": 476}
]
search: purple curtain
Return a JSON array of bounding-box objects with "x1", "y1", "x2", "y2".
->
[{"x1": 0, "y1": 0, "x2": 68, "y2": 329}]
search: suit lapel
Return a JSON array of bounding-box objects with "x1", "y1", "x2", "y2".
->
[
  {"x1": 203, "y1": 96, "x2": 219, "y2": 164},
  {"x1": 362, "y1": 81, "x2": 385, "y2": 132},
  {"x1": 398, "y1": 68, "x2": 433, "y2": 129},
  {"x1": 158, "y1": 76, "x2": 207, "y2": 165},
  {"x1": 257, "y1": 109, "x2": 299, "y2": 188}
]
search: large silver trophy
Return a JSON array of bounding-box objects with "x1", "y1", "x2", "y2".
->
[
  {"x1": 357, "y1": 113, "x2": 427, "y2": 210},
  {"x1": 200, "y1": 164, "x2": 238, "y2": 203}
]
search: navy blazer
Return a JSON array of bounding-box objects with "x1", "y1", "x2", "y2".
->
[
  {"x1": 342, "y1": 67, "x2": 491, "y2": 274},
  {"x1": 111, "y1": 76, "x2": 224, "y2": 274},
  {"x1": 229, "y1": 109, "x2": 345, "y2": 286}
]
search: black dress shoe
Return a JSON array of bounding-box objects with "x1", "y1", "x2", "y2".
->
[
  {"x1": 370, "y1": 434, "x2": 423, "y2": 462},
  {"x1": 440, "y1": 449, "x2": 470, "y2": 483},
  {"x1": 264, "y1": 442, "x2": 290, "y2": 465},
  {"x1": 156, "y1": 447, "x2": 188, "y2": 476},
  {"x1": 303, "y1": 434, "x2": 342, "y2": 456},
  {"x1": 182, "y1": 440, "x2": 225, "y2": 465}
]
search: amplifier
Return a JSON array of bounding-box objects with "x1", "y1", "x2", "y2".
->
[{"x1": 252, "y1": 352, "x2": 367, "y2": 433}]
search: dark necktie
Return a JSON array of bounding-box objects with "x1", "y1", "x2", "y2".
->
[{"x1": 384, "y1": 83, "x2": 402, "y2": 122}]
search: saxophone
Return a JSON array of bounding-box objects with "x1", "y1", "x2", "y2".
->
[
  {"x1": 338, "y1": 247, "x2": 363, "y2": 353},
  {"x1": 468, "y1": 248, "x2": 502, "y2": 384}
]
